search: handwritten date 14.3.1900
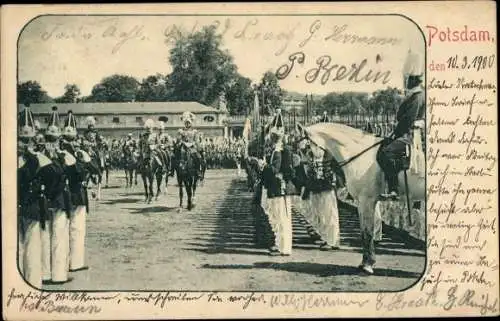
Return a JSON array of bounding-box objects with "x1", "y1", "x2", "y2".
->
[{"x1": 447, "y1": 55, "x2": 495, "y2": 72}]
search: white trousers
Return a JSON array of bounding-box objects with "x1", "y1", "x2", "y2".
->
[
  {"x1": 69, "y1": 206, "x2": 87, "y2": 270},
  {"x1": 19, "y1": 219, "x2": 42, "y2": 288},
  {"x1": 41, "y1": 219, "x2": 51, "y2": 281},
  {"x1": 309, "y1": 190, "x2": 341, "y2": 247},
  {"x1": 267, "y1": 196, "x2": 293, "y2": 255},
  {"x1": 50, "y1": 209, "x2": 70, "y2": 282}
]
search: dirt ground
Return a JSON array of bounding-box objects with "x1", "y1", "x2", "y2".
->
[{"x1": 41, "y1": 169, "x2": 425, "y2": 292}]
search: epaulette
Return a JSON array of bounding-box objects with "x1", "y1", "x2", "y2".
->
[
  {"x1": 60, "y1": 150, "x2": 77, "y2": 166},
  {"x1": 77, "y1": 150, "x2": 92, "y2": 163},
  {"x1": 35, "y1": 152, "x2": 53, "y2": 168}
]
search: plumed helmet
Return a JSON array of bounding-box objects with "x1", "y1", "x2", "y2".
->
[
  {"x1": 18, "y1": 104, "x2": 37, "y2": 139},
  {"x1": 63, "y1": 110, "x2": 78, "y2": 140},
  {"x1": 270, "y1": 108, "x2": 284, "y2": 135},
  {"x1": 403, "y1": 49, "x2": 424, "y2": 86},
  {"x1": 85, "y1": 115, "x2": 96, "y2": 128},
  {"x1": 45, "y1": 106, "x2": 61, "y2": 139},
  {"x1": 144, "y1": 118, "x2": 156, "y2": 129},
  {"x1": 181, "y1": 111, "x2": 195, "y2": 124}
]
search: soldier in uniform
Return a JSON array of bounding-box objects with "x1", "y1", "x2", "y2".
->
[
  {"x1": 61, "y1": 110, "x2": 90, "y2": 273},
  {"x1": 39, "y1": 106, "x2": 72, "y2": 284},
  {"x1": 174, "y1": 111, "x2": 203, "y2": 177},
  {"x1": 261, "y1": 109, "x2": 295, "y2": 256},
  {"x1": 320, "y1": 111, "x2": 330, "y2": 123},
  {"x1": 18, "y1": 105, "x2": 54, "y2": 288},
  {"x1": 84, "y1": 116, "x2": 98, "y2": 145},
  {"x1": 157, "y1": 121, "x2": 172, "y2": 174},
  {"x1": 377, "y1": 51, "x2": 425, "y2": 198},
  {"x1": 139, "y1": 119, "x2": 157, "y2": 165}
]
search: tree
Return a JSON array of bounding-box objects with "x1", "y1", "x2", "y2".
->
[
  {"x1": 225, "y1": 75, "x2": 254, "y2": 115},
  {"x1": 257, "y1": 71, "x2": 283, "y2": 115},
  {"x1": 17, "y1": 81, "x2": 53, "y2": 105},
  {"x1": 368, "y1": 87, "x2": 403, "y2": 121},
  {"x1": 55, "y1": 84, "x2": 81, "y2": 103},
  {"x1": 87, "y1": 75, "x2": 139, "y2": 102},
  {"x1": 168, "y1": 25, "x2": 237, "y2": 106},
  {"x1": 135, "y1": 74, "x2": 173, "y2": 102}
]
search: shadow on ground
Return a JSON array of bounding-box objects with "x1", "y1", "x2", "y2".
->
[{"x1": 201, "y1": 262, "x2": 422, "y2": 279}]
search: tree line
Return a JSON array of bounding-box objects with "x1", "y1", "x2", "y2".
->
[{"x1": 18, "y1": 25, "x2": 403, "y2": 118}]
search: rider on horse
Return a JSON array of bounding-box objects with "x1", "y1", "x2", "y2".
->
[
  {"x1": 139, "y1": 119, "x2": 168, "y2": 170},
  {"x1": 376, "y1": 50, "x2": 425, "y2": 199},
  {"x1": 174, "y1": 111, "x2": 204, "y2": 177},
  {"x1": 157, "y1": 121, "x2": 173, "y2": 175}
]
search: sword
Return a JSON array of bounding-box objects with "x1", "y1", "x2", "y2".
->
[{"x1": 403, "y1": 169, "x2": 412, "y2": 225}]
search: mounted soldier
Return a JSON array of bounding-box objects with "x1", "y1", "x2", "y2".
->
[
  {"x1": 174, "y1": 111, "x2": 203, "y2": 177},
  {"x1": 157, "y1": 120, "x2": 172, "y2": 175},
  {"x1": 376, "y1": 50, "x2": 425, "y2": 199},
  {"x1": 83, "y1": 116, "x2": 99, "y2": 146}
]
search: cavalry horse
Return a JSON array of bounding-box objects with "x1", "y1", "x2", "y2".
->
[
  {"x1": 172, "y1": 143, "x2": 199, "y2": 211},
  {"x1": 297, "y1": 122, "x2": 425, "y2": 274},
  {"x1": 82, "y1": 143, "x2": 104, "y2": 200},
  {"x1": 139, "y1": 145, "x2": 165, "y2": 203},
  {"x1": 123, "y1": 144, "x2": 139, "y2": 188}
]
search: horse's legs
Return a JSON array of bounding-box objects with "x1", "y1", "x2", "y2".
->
[
  {"x1": 155, "y1": 172, "x2": 162, "y2": 200},
  {"x1": 164, "y1": 172, "x2": 169, "y2": 195},
  {"x1": 134, "y1": 169, "x2": 138, "y2": 185},
  {"x1": 358, "y1": 197, "x2": 377, "y2": 274},
  {"x1": 142, "y1": 173, "x2": 149, "y2": 202},
  {"x1": 192, "y1": 177, "x2": 198, "y2": 205},
  {"x1": 186, "y1": 180, "x2": 193, "y2": 210},
  {"x1": 177, "y1": 175, "x2": 183, "y2": 209},
  {"x1": 148, "y1": 175, "x2": 154, "y2": 203},
  {"x1": 105, "y1": 169, "x2": 109, "y2": 188},
  {"x1": 96, "y1": 174, "x2": 102, "y2": 200},
  {"x1": 124, "y1": 169, "x2": 129, "y2": 188}
]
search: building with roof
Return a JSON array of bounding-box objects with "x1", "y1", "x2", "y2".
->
[{"x1": 19, "y1": 101, "x2": 230, "y2": 138}]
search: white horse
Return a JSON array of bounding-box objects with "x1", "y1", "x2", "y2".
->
[{"x1": 298, "y1": 122, "x2": 425, "y2": 274}]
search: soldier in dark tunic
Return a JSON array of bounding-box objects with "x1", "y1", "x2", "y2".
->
[
  {"x1": 39, "y1": 106, "x2": 72, "y2": 284},
  {"x1": 18, "y1": 105, "x2": 46, "y2": 288},
  {"x1": 61, "y1": 110, "x2": 90, "y2": 272},
  {"x1": 376, "y1": 74, "x2": 425, "y2": 198},
  {"x1": 261, "y1": 109, "x2": 295, "y2": 256}
]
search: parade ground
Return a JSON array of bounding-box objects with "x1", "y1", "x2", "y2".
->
[{"x1": 41, "y1": 169, "x2": 425, "y2": 292}]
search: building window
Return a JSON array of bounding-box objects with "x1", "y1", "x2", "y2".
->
[
  {"x1": 158, "y1": 116, "x2": 169, "y2": 122},
  {"x1": 136, "y1": 116, "x2": 143, "y2": 123},
  {"x1": 112, "y1": 117, "x2": 120, "y2": 124},
  {"x1": 203, "y1": 115, "x2": 215, "y2": 122}
]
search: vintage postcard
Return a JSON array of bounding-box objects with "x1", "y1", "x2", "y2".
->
[{"x1": 1, "y1": 2, "x2": 498, "y2": 319}]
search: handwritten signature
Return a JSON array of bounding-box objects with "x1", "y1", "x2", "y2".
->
[
  {"x1": 275, "y1": 51, "x2": 391, "y2": 86},
  {"x1": 40, "y1": 18, "x2": 147, "y2": 54}
]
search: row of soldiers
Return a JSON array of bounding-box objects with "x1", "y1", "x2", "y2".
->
[{"x1": 18, "y1": 106, "x2": 92, "y2": 288}]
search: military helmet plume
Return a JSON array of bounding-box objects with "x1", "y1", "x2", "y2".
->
[
  {"x1": 46, "y1": 106, "x2": 61, "y2": 138},
  {"x1": 18, "y1": 104, "x2": 37, "y2": 139},
  {"x1": 63, "y1": 110, "x2": 78, "y2": 140}
]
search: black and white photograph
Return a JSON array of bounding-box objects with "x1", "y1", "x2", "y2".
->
[{"x1": 16, "y1": 14, "x2": 426, "y2": 292}]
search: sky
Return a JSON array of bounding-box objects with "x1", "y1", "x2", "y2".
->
[{"x1": 18, "y1": 15, "x2": 425, "y2": 98}]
